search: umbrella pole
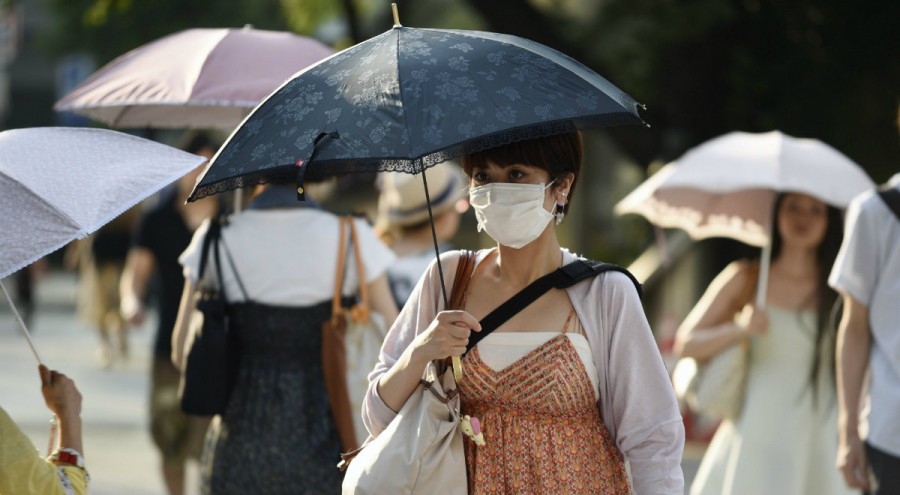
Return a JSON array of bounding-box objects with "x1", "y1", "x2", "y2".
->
[
  {"x1": 233, "y1": 190, "x2": 243, "y2": 213},
  {"x1": 0, "y1": 279, "x2": 43, "y2": 364},
  {"x1": 420, "y1": 162, "x2": 463, "y2": 382},
  {"x1": 420, "y1": 164, "x2": 449, "y2": 307}
]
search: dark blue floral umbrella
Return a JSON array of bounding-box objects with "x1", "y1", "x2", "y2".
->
[
  {"x1": 189, "y1": 25, "x2": 645, "y2": 201},
  {"x1": 189, "y1": 22, "x2": 646, "y2": 382}
]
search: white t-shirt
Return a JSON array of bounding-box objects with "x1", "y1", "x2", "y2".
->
[
  {"x1": 828, "y1": 173, "x2": 900, "y2": 456},
  {"x1": 179, "y1": 209, "x2": 395, "y2": 306}
]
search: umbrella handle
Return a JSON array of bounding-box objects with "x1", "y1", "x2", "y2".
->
[
  {"x1": 452, "y1": 356, "x2": 463, "y2": 382},
  {"x1": 0, "y1": 280, "x2": 43, "y2": 364}
]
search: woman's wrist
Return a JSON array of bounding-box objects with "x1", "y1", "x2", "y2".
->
[
  {"x1": 54, "y1": 411, "x2": 82, "y2": 434},
  {"x1": 58, "y1": 418, "x2": 84, "y2": 456},
  {"x1": 406, "y1": 342, "x2": 432, "y2": 372}
]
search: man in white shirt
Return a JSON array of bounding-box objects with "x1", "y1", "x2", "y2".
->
[{"x1": 829, "y1": 172, "x2": 900, "y2": 495}]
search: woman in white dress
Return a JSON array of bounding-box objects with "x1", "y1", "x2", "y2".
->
[{"x1": 676, "y1": 192, "x2": 854, "y2": 495}]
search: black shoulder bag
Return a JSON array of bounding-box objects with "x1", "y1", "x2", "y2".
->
[{"x1": 179, "y1": 216, "x2": 248, "y2": 416}]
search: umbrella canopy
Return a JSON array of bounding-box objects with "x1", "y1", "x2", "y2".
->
[
  {"x1": 614, "y1": 131, "x2": 875, "y2": 247},
  {"x1": 0, "y1": 127, "x2": 207, "y2": 279},
  {"x1": 189, "y1": 25, "x2": 644, "y2": 200},
  {"x1": 54, "y1": 27, "x2": 335, "y2": 130}
]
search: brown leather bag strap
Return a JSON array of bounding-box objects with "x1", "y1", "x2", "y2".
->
[
  {"x1": 346, "y1": 217, "x2": 370, "y2": 317},
  {"x1": 448, "y1": 250, "x2": 476, "y2": 311},
  {"x1": 331, "y1": 216, "x2": 349, "y2": 319}
]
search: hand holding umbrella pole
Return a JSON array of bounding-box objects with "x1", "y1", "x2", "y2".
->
[
  {"x1": 2, "y1": 279, "x2": 62, "y2": 457},
  {"x1": 420, "y1": 163, "x2": 463, "y2": 382}
]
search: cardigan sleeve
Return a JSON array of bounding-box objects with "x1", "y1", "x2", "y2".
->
[
  {"x1": 571, "y1": 269, "x2": 685, "y2": 495},
  {"x1": 361, "y1": 250, "x2": 462, "y2": 437}
]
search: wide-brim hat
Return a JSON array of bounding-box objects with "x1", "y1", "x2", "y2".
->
[{"x1": 377, "y1": 160, "x2": 468, "y2": 228}]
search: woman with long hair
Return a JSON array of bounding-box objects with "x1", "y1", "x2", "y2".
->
[{"x1": 676, "y1": 192, "x2": 854, "y2": 494}]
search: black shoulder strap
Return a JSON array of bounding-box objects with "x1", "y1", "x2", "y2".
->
[
  {"x1": 465, "y1": 259, "x2": 641, "y2": 353},
  {"x1": 197, "y1": 217, "x2": 221, "y2": 282},
  {"x1": 212, "y1": 215, "x2": 249, "y2": 300},
  {"x1": 878, "y1": 184, "x2": 900, "y2": 222}
]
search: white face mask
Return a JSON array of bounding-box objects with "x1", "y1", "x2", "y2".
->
[{"x1": 468, "y1": 181, "x2": 555, "y2": 249}]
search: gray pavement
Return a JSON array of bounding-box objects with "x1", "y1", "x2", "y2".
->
[
  {"x1": 2, "y1": 270, "x2": 702, "y2": 494},
  {"x1": 1, "y1": 271, "x2": 199, "y2": 495}
]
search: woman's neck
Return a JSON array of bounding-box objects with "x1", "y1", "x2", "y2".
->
[
  {"x1": 494, "y1": 230, "x2": 562, "y2": 288},
  {"x1": 178, "y1": 196, "x2": 218, "y2": 231},
  {"x1": 773, "y1": 243, "x2": 818, "y2": 278}
]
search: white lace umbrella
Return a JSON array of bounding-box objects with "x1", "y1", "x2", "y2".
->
[
  {"x1": 0, "y1": 127, "x2": 206, "y2": 361},
  {"x1": 615, "y1": 130, "x2": 874, "y2": 306}
]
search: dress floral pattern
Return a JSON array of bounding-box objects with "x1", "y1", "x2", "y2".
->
[{"x1": 459, "y1": 333, "x2": 630, "y2": 494}]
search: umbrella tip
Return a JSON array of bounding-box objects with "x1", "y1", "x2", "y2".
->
[{"x1": 391, "y1": 3, "x2": 402, "y2": 27}]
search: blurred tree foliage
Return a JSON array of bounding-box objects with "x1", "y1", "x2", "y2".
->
[
  {"x1": 40, "y1": 0, "x2": 288, "y2": 61},
  {"x1": 42, "y1": 0, "x2": 898, "y2": 182},
  {"x1": 463, "y1": 0, "x2": 899, "y2": 183}
]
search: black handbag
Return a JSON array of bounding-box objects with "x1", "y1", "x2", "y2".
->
[{"x1": 178, "y1": 216, "x2": 247, "y2": 416}]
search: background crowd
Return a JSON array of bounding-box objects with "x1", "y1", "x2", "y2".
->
[{"x1": 0, "y1": 1, "x2": 898, "y2": 495}]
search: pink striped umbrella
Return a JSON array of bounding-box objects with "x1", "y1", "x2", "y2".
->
[{"x1": 55, "y1": 26, "x2": 335, "y2": 130}]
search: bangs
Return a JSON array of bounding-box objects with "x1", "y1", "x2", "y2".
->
[{"x1": 461, "y1": 131, "x2": 582, "y2": 178}]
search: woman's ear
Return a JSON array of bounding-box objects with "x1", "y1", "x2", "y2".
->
[{"x1": 554, "y1": 172, "x2": 575, "y2": 201}]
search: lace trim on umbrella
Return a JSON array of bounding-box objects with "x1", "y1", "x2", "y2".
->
[{"x1": 188, "y1": 112, "x2": 642, "y2": 201}]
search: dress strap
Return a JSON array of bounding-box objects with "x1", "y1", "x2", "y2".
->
[{"x1": 560, "y1": 306, "x2": 577, "y2": 334}]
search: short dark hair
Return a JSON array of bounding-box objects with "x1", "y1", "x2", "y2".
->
[
  {"x1": 178, "y1": 131, "x2": 218, "y2": 155},
  {"x1": 461, "y1": 131, "x2": 583, "y2": 214}
]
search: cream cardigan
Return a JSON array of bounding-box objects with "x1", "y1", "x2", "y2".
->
[{"x1": 363, "y1": 249, "x2": 685, "y2": 494}]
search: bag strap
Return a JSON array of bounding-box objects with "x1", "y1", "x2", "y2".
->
[
  {"x1": 330, "y1": 217, "x2": 350, "y2": 321},
  {"x1": 878, "y1": 184, "x2": 900, "y2": 222},
  {"x1": 196, "y1": 217, "x2": 220, "y2": 283},
  {"x1": 465, "y1": 258, "x2": 641, "y2": 353},
  {"x1": 448, "y1": 250, "x2": 477, "y2": 311},
  {"x1": 209, "y1": 216, "x2": 249, "y2": 301},
  {"x1": 217, "y1": 234, "x2": 249, "y2": 300},
  {"x1": 346, "y1": 217, "x2": 371, "y2": 319}
]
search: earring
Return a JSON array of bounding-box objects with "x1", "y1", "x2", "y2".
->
[{"x1": 554, "y1": 201, "x2": 566, "y2": 225}]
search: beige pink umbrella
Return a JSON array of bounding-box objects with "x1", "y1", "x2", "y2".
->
[
  {"x1": 615, "y1": 130, "x2": 874, "y2": 307},
  {"x1": 54, "y1": 26, "x2": 335, "y2": 130}
]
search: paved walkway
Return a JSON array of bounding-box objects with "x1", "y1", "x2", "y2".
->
[
  {"x1": 1, "y1": 270, "x2": 200, "y2": 495},
  {"x1": 2, "y1": 270, "x2": 702, "y2": 494}
]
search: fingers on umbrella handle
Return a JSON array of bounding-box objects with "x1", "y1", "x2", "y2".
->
[
  {"x1": 452, "y1": 356, "x2": 463, "y2": 382},
  {"x1": 39, "y1": 364, "x2": 51, "y2": 386}
]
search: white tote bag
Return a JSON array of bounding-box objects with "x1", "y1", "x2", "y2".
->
[{"x1": 341, "y1": 361, "x2": 467, "y2": 495}]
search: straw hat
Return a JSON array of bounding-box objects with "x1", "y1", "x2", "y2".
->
[{"x1": 377, "y1": 160, "x2": 468, "y2": 228}]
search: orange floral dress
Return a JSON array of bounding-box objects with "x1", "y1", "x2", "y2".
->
[{"x1": 458, "y1": 318, "x2": 630, "y2": 494}]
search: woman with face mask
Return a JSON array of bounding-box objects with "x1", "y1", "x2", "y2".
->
[{"x1": 362, "y1": 132, "x2": 685, "y2": 494}]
